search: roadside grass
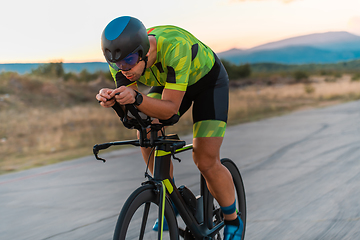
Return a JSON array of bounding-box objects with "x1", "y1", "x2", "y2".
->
[{"x1": 1, "y1": 74, "x2": 360, "y2": 174}]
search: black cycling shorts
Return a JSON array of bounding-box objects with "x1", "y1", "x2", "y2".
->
[{"x1": 148, "y1": 54, "x2": 229, "y2": 138}]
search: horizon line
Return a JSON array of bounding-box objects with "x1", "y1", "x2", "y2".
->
[{"x1": 1, "y1": 30, "x2": 360, "y2": 64}]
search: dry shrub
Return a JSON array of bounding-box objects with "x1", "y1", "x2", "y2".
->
[
  {"x1": 228, "y1": 75, "x2": 360, "y2": 124},
  {"x1": 0, "y1": 105, "x2": 137, "y2": 172},
  {"x1": 1, "y1": 74, "x2": 360, "y2": 174}
]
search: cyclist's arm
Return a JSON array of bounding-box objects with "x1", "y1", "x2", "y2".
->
[
  {"x1": 137, "y1": 88, "x2": 185, "y2": 119},
  {"x1": 135, "y1": 40, "x2": 190, "y2": 119},
  {"x1": 111, "y1": 86, "x2": 184, "y2": 120}
]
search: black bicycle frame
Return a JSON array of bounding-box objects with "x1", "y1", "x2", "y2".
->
[{"x1": 153, "y1": 143, "x2": 224, "y2": 239}]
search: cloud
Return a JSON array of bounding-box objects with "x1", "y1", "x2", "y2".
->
[{"x1": 231, "y1": 0, "x2": 298, "y2": 3}]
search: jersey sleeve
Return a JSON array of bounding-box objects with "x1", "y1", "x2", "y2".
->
[{"x1": 162, "y1": 39, "x2": 192, "y2": 92}]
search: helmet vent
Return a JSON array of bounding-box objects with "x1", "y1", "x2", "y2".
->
[{"x1": 114, "y1": 50, "x2": 122, "y2": 61}]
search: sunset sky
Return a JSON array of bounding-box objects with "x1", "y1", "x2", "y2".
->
[{"x1": 1, "y1": 0, "x2": 360, "y2": 63}]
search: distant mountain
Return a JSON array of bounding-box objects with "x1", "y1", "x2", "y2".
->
[
  {"x1": 2, "y1": 31, "x2": 360, "y2": 74},
  {"x1": 250, "y1": 31, "x2": 360, "y2": 51},
  {"x1": 0, "y1": 62, "x2": 109, "y2": 75},
  {"x1": 216, "y1": 48, "x2": 245, "y2": 57},
  {"x1": 218, "y1": 31, "x2": 360, "y2": 64},
  {"x1": 221, "y1": 46, "x2": 360, "y2": 64}
]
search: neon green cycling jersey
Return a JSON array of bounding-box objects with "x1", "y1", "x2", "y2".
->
[{"x1": 110, "y1": 25, "x2": 216, "y2": 92}]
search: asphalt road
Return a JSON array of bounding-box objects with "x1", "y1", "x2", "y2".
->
[{"x1": 1, "y1": 100, "x2": 360, "y2": 240}]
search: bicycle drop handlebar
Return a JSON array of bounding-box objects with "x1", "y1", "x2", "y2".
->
[{"x1": 93, "y1": 101, "x2": 185, "y2": 162}]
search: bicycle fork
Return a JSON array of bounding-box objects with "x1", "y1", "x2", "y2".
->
[{"x1": 155, "y1": 180, "x2": 167, "y2": 240}]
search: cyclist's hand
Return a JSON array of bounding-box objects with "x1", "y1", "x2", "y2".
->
[
  {"x1": 96, "y1": 88, "x2": 116, "y2": 108},
  {"x1": 111, "y1": 86, "x2": 136, "y2": 105}
]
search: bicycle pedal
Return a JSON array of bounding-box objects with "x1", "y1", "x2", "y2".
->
[
  {"x1": 183, "y1": 227, "x2": 196, "y2": 240},
  {"x1": 179, "y1": 228, "x2": 185, "y2": 238}
]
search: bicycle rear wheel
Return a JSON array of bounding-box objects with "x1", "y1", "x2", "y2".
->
[
  {"x1": 213, "y1": 158, "x2": 246, "y2": 240},
  {"x1": 113, "y1": 184, "x2": 179, "y2": 240}
]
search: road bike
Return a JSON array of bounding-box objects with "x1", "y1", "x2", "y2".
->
[{"x1": 93, "y1": 102, "x2": 246, "y2": 239}]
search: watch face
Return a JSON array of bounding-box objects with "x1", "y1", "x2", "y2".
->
[{"x1": 135, "y1": 91, "x2": 143, "y2": 105}]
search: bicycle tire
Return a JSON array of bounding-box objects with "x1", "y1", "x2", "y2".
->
[
  {"x1": 113, "y1": 184, "x2": 179, "y2": 240},
  {"x1": 219, "y1": 158, "x2": 247, "y2": 240}
]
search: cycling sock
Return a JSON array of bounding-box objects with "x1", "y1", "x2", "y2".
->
[{"x1": 220, "y1": 200, "x2": 236, "y2": 215}]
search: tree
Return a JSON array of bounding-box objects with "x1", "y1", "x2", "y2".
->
[
  {"x1": 293, "y1": 70, "x2": 309, "y2": 82},
  {"x1": 31, "y1": 61, "x2": 64, "y2": 78},
  {"x1": 221, "y1": 59, "x2": 251, "y2": 80}
]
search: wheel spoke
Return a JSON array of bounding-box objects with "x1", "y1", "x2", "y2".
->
[{"x1": 138, "y1": 202, "x2": 151, "y2": 240}]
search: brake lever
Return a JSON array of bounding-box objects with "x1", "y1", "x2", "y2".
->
[
  {"x1": 93, "y1": 150, "x2": 106, "y2": 163},
  {"x1": 94, "y1": 153, "x2": 106, "y2": 163},
  {"x1": 93, "y1": 143, "x2": 112, "y2": 162},
  {"x1": 169, "y1": 142, "x2": 184, "y2": 162},
  {"x1": 171, "y1": 150, "x2": 181, "y2": 162}
]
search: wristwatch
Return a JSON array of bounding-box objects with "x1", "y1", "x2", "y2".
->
[{"x1": 133, "y1": 90, "x2": 143, "y2": 106}]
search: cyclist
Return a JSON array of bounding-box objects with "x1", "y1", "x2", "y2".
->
[{"x1": 96, "y1": 16, "x2": 243, "y2": 239}]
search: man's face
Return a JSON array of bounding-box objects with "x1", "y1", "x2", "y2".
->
[{"x1": 121, "y1": 59, "x2": 146, "y2": 81}]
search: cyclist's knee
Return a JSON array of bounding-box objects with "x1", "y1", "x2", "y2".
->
[
  {"x1": 193, "y1": 150, "x2": 221, "y2": 175},
  {"x1": 195, "y1": 157, "x2": 222, "y2": 177}
]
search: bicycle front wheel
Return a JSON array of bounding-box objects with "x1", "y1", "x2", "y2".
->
[{"x1": 113, "y1": 184, "x2": 179, "y2": 240}]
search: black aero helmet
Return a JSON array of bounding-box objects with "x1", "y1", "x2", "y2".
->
[{"x1": 101, "y1": 16, "x2": 150, "y2": 70}]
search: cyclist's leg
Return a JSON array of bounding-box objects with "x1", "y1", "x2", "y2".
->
[
  {"x1": 187, "y1": 51, "x2": 236, "y2": 218},
  {"x1": 192, "y1": 135, "x2": 237, "y2": 220},
  {"x1": 188, "y1": 53, "x2": 243, "y2": 238},
  {"x1": 192, "y1": 124, "x2": 243, "y2": 239}
]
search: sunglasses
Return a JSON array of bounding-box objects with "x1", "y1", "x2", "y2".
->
[{"x1": 109, "y1": 52, "x2": 141, "y2": 71}]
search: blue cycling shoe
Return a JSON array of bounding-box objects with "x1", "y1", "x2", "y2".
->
[
  {"x1": 223, "y1": 216, "x2": 244, "y2": 240},
  {"x1": 152, "y1": 217, "x2": 170, "y2": 231},
  {"x1": 152, "y1": 204, "x2": 179, "y2": 231}
]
